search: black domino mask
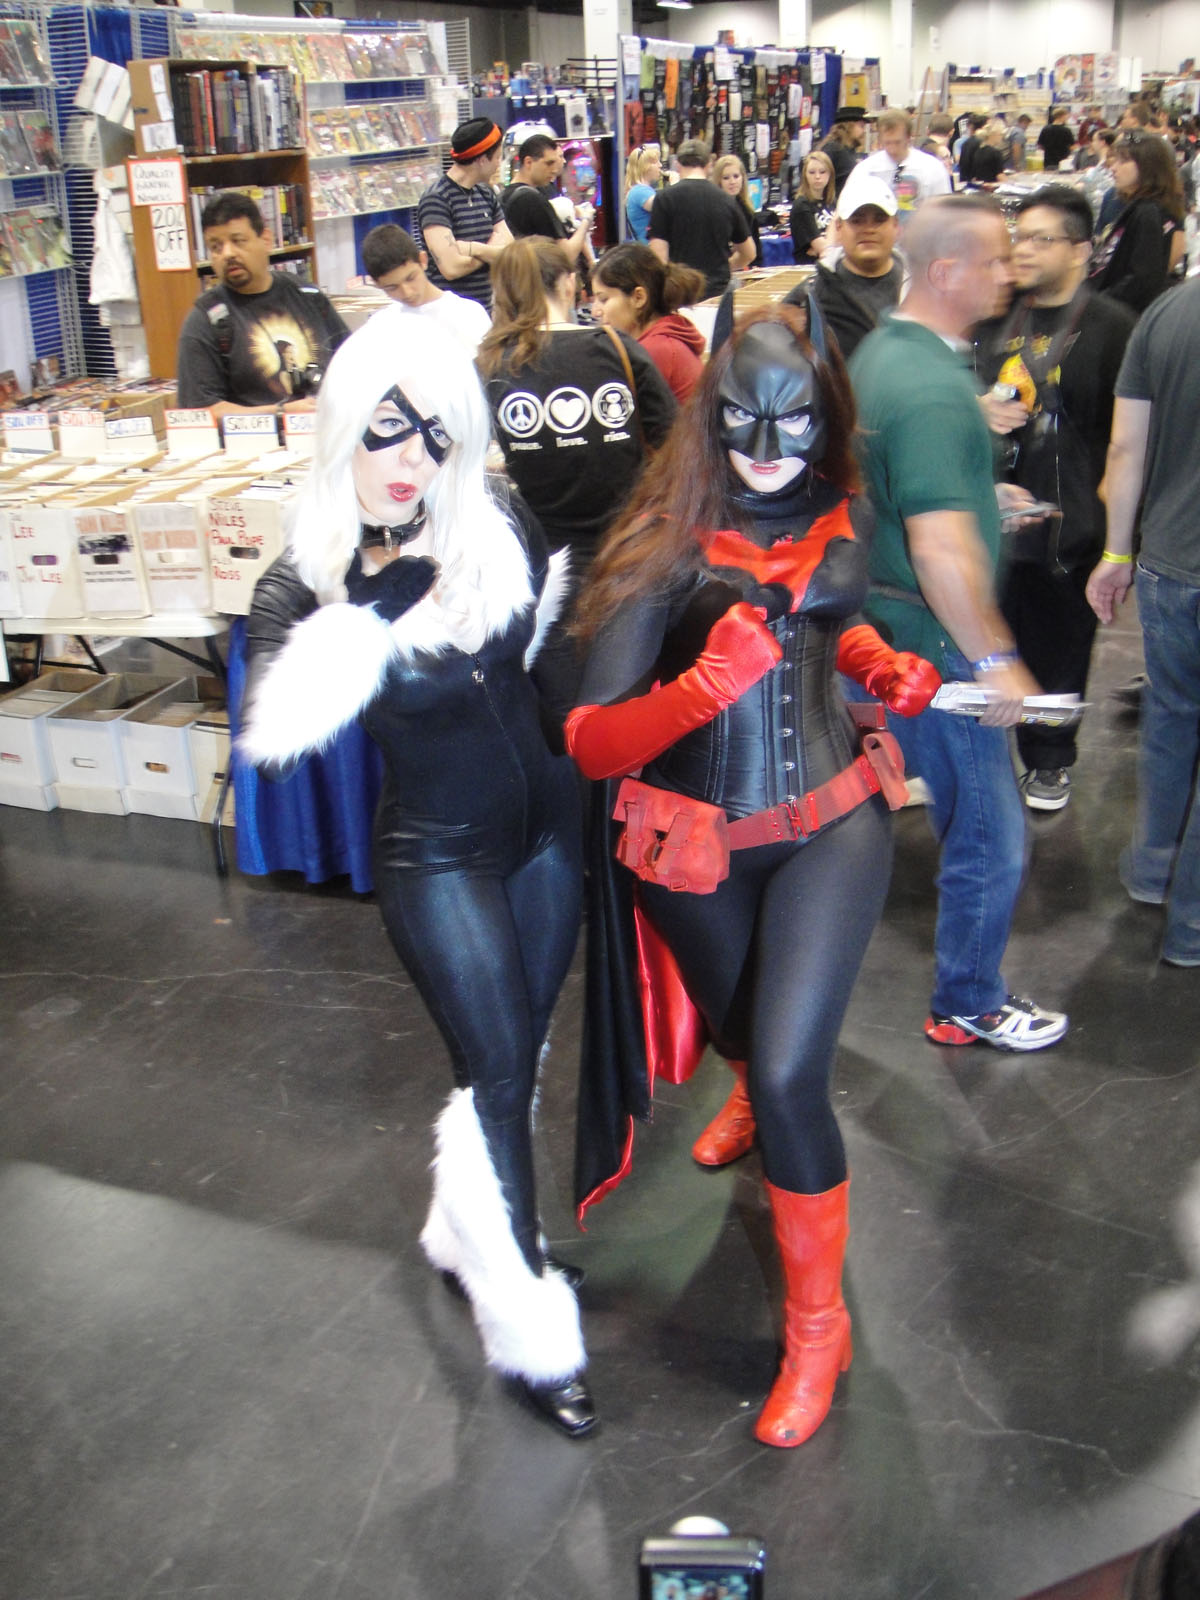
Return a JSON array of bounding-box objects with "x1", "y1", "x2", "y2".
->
[{"x1": 360, "y1": 385, "x2": 452, "y2": 464}]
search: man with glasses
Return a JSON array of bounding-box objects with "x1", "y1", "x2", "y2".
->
[{"x1": 976, "y1": 185, "x2": 1135, "y2": 811}]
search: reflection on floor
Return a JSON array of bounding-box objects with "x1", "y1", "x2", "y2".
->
[{"x1": 1, "y1": 611, "x2": 1197, "y2": 1600}]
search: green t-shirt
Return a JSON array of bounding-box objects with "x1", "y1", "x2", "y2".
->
[{"x1": 849, "y1": 313, "x2": 1002, "y2": 670}]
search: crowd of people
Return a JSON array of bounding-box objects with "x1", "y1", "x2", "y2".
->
[{"x1": 172, "y1": 96, "x2": 1199, "y2": 1452}]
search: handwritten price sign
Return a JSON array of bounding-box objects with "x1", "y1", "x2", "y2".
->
[{"x1": 150, "y1": 202, "x2": 190, "y2": 271}]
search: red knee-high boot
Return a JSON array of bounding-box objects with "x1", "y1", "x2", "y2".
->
[
  {"x1": 692, "y1": 1061, "x2": 757, "y2": 1167},
  {"x1": 754, "y1": 1178, "x2": 852, "y2": 1448}
]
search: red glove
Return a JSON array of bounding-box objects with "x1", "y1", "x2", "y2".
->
[
  {"x1": 567, "y1": 602, "x2": 782, "y2": 780},
  {"x1": 837, "y1": 623, "x2": 941, "y2": 717}
]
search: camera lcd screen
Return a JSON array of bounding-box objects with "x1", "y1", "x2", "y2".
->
[{"x1": 646, "y1": 1572, "x2": 760, "y2": 1599}]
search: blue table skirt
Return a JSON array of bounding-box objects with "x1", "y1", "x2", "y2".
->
[
  {"x1": 760, "y1": 232, "x2": 796, "y2": 267},
  {"x1": 227, "y1": 619, "x2": 383, "y2": 893}
]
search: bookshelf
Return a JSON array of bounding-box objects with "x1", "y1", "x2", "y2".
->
[{"x1": 127, "y1": 56, "x2": 315, "y2": 381}]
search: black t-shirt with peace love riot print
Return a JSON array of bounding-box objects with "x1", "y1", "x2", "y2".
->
[{"x1": 483, "y1": 325, "x2": 676, "y2": 564}]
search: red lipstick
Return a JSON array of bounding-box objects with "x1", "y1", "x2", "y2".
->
[{"x1": 388, "y1": 483, "x2": 417, "y2": 502}]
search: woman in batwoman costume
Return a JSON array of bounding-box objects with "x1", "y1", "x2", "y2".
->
[
  {"x1": 567, "y1": 302, "x2": 940, "y2": 1447},
  {"x1": 237, "y1": 313, "x2": 594, "y2": 1438}
]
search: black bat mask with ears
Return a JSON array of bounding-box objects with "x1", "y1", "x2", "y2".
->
[{"x1": 715, "y1": 320, "x2": 828, "y2": 478}]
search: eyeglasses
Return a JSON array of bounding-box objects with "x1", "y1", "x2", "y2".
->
[{"x1": 1012, "y1": 231, "x2": 1073, "y2": 248}]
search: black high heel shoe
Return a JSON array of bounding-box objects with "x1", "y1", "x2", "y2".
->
[{"x1": 518, "y1": 1375, "x2": 598, "y2": 1438}]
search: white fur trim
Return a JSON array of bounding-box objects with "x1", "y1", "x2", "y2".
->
[
  {"x1": 238, "y1": 602, "x2": 395, "y2": 768},
  {"x1": 420, "y1": 1088, "x2": 585, "y2": 1384},
  {"x1": 524, "y1": 548, "x2": 571, "y2": 670},
  {"x1": 387, "y1": 520, "x2": 535, "y2": 662}
]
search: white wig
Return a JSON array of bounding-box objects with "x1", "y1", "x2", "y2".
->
[{"x1": 289, "y1": 309, "x2": 531, "y2": 652}]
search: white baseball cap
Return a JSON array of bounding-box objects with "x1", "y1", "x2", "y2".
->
[{"x1": 836, "y1": 175, "x2": 900, "y2": 221}]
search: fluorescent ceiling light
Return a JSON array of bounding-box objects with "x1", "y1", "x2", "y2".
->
[{"x1": 658, "y1": 1, "x2": 694, "y2": 9}]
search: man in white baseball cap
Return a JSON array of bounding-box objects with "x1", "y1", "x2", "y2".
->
[{"x1": 785, "y1": 175, "x2": 906, "y2": 362}]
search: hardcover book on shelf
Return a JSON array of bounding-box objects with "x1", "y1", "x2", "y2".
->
[
  {"x1": 0, "y1": 109, "x2": 37, "y2": 176},
  {"x1": 17, "y1": 110, "x2": 61, "y2": 173}
]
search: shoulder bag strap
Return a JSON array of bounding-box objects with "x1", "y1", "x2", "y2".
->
[{"x1": 601, "y1": 322, "x2": 646, "y2": 450}]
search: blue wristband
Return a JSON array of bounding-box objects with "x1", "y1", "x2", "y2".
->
[{"x1": 971, "y1": 651, "x2": 1019, "y2": 674}]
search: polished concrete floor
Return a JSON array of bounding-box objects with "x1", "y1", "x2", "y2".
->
[{"x1": 2, "y1": 610, "x2": 1198, "y2": 1600}]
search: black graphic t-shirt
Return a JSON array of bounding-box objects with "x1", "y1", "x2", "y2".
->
[
  {"x1": 175, "y1": 273, "x2": 349, "y2": 409},
  {"x1": 483, "y1": 326, "x2": 676, "y2": 562}
]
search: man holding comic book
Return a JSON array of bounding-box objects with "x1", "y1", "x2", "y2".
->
[
  {"x1": 849, "y1": 194, "x2": 1069, "y2": 1053},
  {"x1": 175, "y1": 191, "x2": 348, "y2": 420}
]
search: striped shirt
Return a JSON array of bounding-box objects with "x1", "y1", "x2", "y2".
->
[{"x1": 416, "y1": 174, "x2": 501, "y2": 310}]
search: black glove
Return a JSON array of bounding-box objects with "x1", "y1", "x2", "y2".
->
[{"x1": 344, "y1": 554, "x2": 438, "y2": 623}]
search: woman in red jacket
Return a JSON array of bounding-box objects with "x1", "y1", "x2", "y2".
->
[
  {"x1": 565, "y1": 304, "x2": 940, "y2": 1448},
  {"x1": 590, "y1": 243, "x2": 707, "y2": 403}
]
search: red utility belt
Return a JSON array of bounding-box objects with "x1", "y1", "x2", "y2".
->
[
  {"x1": 612, "y1": 705, "x2": 908, "y2": 895},
  {"x1": 727, "y1": 731, "x2": 906, "y2": 848}
]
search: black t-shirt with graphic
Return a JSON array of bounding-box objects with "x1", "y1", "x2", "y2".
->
[
  {"x1": 483, "y1": 326, "x2": 676, "y2": 562},
  {"x1": 976, "y1": 291, "x2": 1135, "y2": 564},
  {"x1": 176, "y1": 273, "x2": 349, "y2": 409}
]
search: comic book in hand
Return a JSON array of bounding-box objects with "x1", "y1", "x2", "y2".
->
[{"x1": 17, "y1": 110, "x2": 61, "y2": 172}]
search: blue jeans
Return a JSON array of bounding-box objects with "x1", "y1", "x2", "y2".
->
[
  {"x1": 866, "y1": 647, "x2": 1030, "y2": 1017},
  {"x1": 1123, "y1": 563, "x2": 1200, "y2": 962}
]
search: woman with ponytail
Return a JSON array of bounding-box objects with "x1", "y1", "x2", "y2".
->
[
  {"x1": 591, "y1": 242, "x2": 707, "y2": 402},
  {"x1": 477, "y1": 237, "x2": 676, "y2": 723}
]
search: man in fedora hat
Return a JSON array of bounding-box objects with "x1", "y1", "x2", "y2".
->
[
  {"x1": 416, "y1": 116, "x2": 512, "y2": 311},
  {"x1": 821, "y1": 105, "x2": 870, "y2": 195}
]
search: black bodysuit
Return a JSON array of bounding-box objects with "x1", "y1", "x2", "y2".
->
[
  {"x1": 575, "y1": 479, "x2": 893, "y2": 1196},
  {"x1": 243, "y1": 509, "x2": 582, "y2": 1268}
]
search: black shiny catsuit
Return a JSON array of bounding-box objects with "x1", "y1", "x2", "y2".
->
[
  {"x1": 576, "y1": 479, "x2": 892, "y2": 1194},
  {"x1": 244, "y1": 511, "x2": 582, "y2": 1270}
]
